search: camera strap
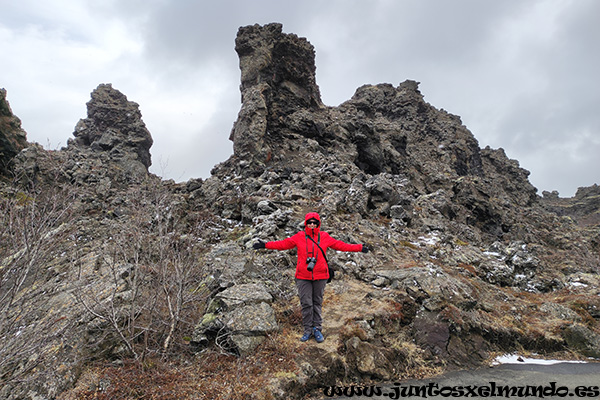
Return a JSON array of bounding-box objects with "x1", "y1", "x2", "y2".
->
[
  {"x1": 306, "y1": 233, "x2": 336, "y2": 283},
  {"x1": 306, "y1": 233, "x2": 328, "y2": 266}
]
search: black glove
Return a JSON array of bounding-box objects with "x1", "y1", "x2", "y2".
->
[
  {"x1": 253, "y1": 240, "x2": 266, "y2": 250},
  {"x1": 361, "y1": 244, "x2": 370, "y2": 253}
]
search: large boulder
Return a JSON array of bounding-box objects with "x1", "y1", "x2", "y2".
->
[
  {"x1": 561, "y1": 324, "x2": 600, "y2": 358},
  {"x1": 192, "y1": 283, "x2": 279, "y2": 356}
]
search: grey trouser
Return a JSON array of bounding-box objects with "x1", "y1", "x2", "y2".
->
[{"x1": 295, "y1": 278, "x2": 327, "y2": 334}]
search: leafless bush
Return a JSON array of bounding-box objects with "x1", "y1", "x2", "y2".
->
[
  {"x1": 74, "y1": 177, "x2": 212, "y2": 361},
  {"x1": 0, "y1": 178, "x2": 77, "y2": 384},
  {"x1": 1, "y1": 157, "x2": 214, "y2": 392}
]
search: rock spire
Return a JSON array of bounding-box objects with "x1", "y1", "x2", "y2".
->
[{"x1": 70, "y1": 83, "x2": 153, "y2": 171}]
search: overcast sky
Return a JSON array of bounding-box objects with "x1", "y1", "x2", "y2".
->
[{"x1": 1, "y1": 0, "x2": 598, "y2": 197}]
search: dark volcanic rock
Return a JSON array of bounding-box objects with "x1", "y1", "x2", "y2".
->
[
  {"x1": 213, "y1": 24, "x2": 541, "y2": 245},
  {"x1": 0, "y1": 88, "x2": 28, "y2": 177},
  {"x1": 71, "y1": 83, "x2": 153, "y2": 171},
  {"x1": 542, "y1": 185, "x2": 600, "y2": 227},
  {"x1": 198, "y1": 24, "x2": 599, "y2": 384},
  {"x1": 229, "y1": 23, "x2": 324, "y2": 168},
  {"x1": 12, "y1": 84, "x2": 153, "y2": 191},
  {"x1": 561, "y1": 323, "x2": 600, "y2": 358},
  {"x1": 235, "y1": 23, "x2": 322, "y2": 108}
]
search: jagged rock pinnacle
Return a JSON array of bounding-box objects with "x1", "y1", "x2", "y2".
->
[
  {"x1": 229, "y1": 23, "x2": 324, "y2": 165},
  {"x1": 71, "y1": 83, "x2": 153, "y2": 170},
  {"x1": 235, "y1": 23, "x2": 322, "y2": 108}
]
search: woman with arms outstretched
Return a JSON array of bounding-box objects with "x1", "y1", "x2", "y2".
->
[{"x1": 253, "y1": 212, "x2": 370, "y2": 342}]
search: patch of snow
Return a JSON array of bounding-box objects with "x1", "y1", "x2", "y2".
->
[
  {"x1": 483, "y1": 251, "x2": 502, "y2": 258},
  {"x1": 569, "y1": 282, "x2": 588, "y2": 288},
  {"x1": 417, "y1": 232, "x2": 441, "y2": 246},
  {"x1": 492, "y1": 354, "x2": 588, "y2": 366}
]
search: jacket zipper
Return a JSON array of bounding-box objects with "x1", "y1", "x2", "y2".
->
[{"x1": 310, "y1": 228, "x2": 315, "y2": 281}]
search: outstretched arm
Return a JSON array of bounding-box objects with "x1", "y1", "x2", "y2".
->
[
  {"x1": 265, "y1": 237, "x2": 297, "y2": 250},
  {"x1": 252, "y1": 236, "x2": 298, "y2": 251},
  {"x1": 326, "y1": 234, "x2": 370, "y2": 253}
]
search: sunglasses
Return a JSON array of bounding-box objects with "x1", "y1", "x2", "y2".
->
[{"x1": 306, "y1": 220, "x2": 319, "y2": 226}]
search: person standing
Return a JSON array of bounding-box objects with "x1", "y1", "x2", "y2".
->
[{"x1": 253, "y1": 212, "x2": 370, "y2": 342}]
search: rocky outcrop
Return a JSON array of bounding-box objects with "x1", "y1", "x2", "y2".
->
[
  {"x1": 561, "y1": 323, "x2": 600, "y2": 358},
  {"x1": 71, "y1": 83, "x2": 152, "y2": 169},
  {"x1": 230, "y1": 23, "x2": 323, "y2": 167},
  {"x1": 542, "y1": 185, "x2": 600, "y2": 227},
  {"x1": 0, "y1": 230, "x2": 142, "y2": 399},
  {"x1": 1, "y1": 85, "x2": 160, "y2": 400},
  {"x1": 213, "y1": 24, "x2": 541, "y2": 250},
  {"x1": 192, "y1": 283, "x2": 278, "y2": 355},
  {"x1": 13, "y1": 84, "x2": 153, "y2": 197},
  {"x1": 69, "y1": 83, "x2": 153, "y2": 177},
  {"x1": 0, "y1": 88, "x2": 28, "y2": 177},
  {"x1": 189, "y1": 23, "x2": 599, "y2": 395}
]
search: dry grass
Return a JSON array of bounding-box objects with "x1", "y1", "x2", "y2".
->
[
  {"x1": 62, "y1": 330, "x2": 305, "y2": 400},
  {"x1": 63, "y1": 295, "x2": 308, "y2": 400}
]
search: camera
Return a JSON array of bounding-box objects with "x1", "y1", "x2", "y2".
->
[{"x1": 306, "y1": 257, "x2": 317, "y2": 271}]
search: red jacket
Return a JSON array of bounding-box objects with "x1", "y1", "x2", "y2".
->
[{"x1": 265, "y1": 212, "x2": 364, "y2": 280}]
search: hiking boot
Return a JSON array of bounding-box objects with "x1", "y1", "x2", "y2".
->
[
  {"x1": 300, "y1": 331, "x2": 312, "y2": 342},
  {"x1": 313, "y1": 327, "x2": 324, "y2": 343}
]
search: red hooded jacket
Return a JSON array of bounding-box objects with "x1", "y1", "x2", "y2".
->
[{"x1": 265, "y1": 212, "x2": 364, "y2": 280}]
